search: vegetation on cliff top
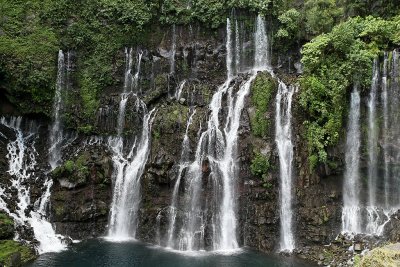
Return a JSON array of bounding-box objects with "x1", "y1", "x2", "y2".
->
[
  {"x1": 299, "y1": 15, "x2": 400, "y2": 167},
  {"x1": 1, "y1": 0, "x2": 399, "y2": 145}
]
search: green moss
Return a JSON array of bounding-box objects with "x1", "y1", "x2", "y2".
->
[
  {"x1": 53, "y1": 152, "x2": 90, "y2": 185},
  {"x1": 77, "y1": 125, "x2": 94, "y2": 135},
  {"x1": 64, "y1": 160, "x2": 74, "y2": 173},
  {"x1": 153, "y1": 130, "x2": 161, "y2": 140},
  {"x1": 319, "y1": 206, "x2": 330, "y2": 224},
  {"x1": 0, "y1": 213, "x2": 13, "y2": 227},
  {"x1": 54, "y1": 205, "x2": 65, "y2": 217},
  {"x1": 250, "y1": 152, "x2": 271, "y2": 181},
  {"x1": 250, "y1": 72, "x2": 277, "y2": 138},
  {"x1": 79, "y1": 74, "x2": 101, "y2": 118},
  {"x1": 0, "y1": 213, "x2": 14, "y2": 240},
  {"x1": 0, "y1": 240, "x2": 36, "y2": 266}
]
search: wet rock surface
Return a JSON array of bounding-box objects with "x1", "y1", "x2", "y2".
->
[{"x1": 50, "y1": 145, "x2": 113, "y2": 240}]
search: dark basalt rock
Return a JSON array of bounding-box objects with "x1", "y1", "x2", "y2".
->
[{"x1": 50, "y1": 145, "x2": 113, "y2": 240}]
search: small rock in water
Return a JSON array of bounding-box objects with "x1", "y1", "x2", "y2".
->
[{"x1": 179, "y1": 98, "x2": 186, "y2": 104}]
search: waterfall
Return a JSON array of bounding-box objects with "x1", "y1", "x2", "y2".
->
[
  {"x1": 0, "y1": 117, "x2": 65, "y2": 253},
  {"x1": 276, "y1": 82, "x2": 295, "y2": 252},
  {"x1": 170, "y1": 25, "x2": 176, "y2": 75},
  {"x1": 366, "y1": 58, "x2": 380, "y2": 234},
  {"x1": 175, "y1": 80, "x2": 187, "y2": 101},
  {"x1": 107, "y1": 48, "x2": 154, "y2": 240},
  {"x1": 341, "y1": 51, "x2": 400, "y2": 236},
  {"x1": 107, "y1": 106, "x2": 154, "y2": 240},
  {"x1": 226, "y1": 19, "x2": 234, "y2": 79},
  {"x1": 31, "y1": 49, "x2": 69, "y2": 253},
  {"x1": 175, "y1": 17, "x2": 239, "y2": 251},
  {"x1": 166, "y1": 109, "x2": 196, "y2": 248},
  {"x1": 0, "y1": 117, "x2": 37, "y2": 225},
  {"x1": 254, "y1": 15, "x2": 270, "y2": 71},
  {"x1": 49, "y1": 50, "x2": 66, "y2": 169},
  {"x1": 389, "y1": 50, "x2": 400, "y2": 206},
  {"x1": 382, "y1": 53, "x2": 390, "y2": 209},
  {"x1": 133, "y1": 51, "x2": 143, "y2": 94},
  {"x1": 235, "y1": 19, "x2": 240, "y2": 74},
  {"x1": 167, "y1": 15, "x2": 271, "y2": 251},
  {"x1": 253, "y1": 14, "x2": 297, "y2": 251},
  {"x1": 342, "y1": 85, "x2": 362, "y2": 234}
]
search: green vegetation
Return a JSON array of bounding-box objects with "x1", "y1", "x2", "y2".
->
[
  {"x1": 0, "y1": 240, "x2": 36, "y2": 266},
  {"x1": 0, "y1": 1, "x2": 58, "y2": 115},
  {"x1": 275, "y1": 0, "x2": 400, "y2": 52},
  {"x1": 250, "y1": 72, "x2": 277, "y2": 138},
  {"x1": 0, "y1": 213, "x2": 14, "y2": 240},
  {"x1": 0, "y1": 213, "x2": 13, "y2": 227},
  {"x1": 53, "y1": 152, "x2": 90, "y2": 185},
  {"x1": 78, "y1": 124, "x2": 94, "y2": 135},
  {"x1": 1, "y1": 0, "x2": 400, "y2": 154},
  {"x1": 250, "y1": 152, "x2": 271, "y2": 187},
  {"x1": 299, "y1": 15, "x2": 400, "y2": 168}
]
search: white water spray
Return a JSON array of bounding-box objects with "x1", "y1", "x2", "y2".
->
[
  {"x1": 276, "y1": 82, "x2": 295, "y2": 252},
  {"x1": 342, "y1": 85, "x2": 362, "y2": 234}
]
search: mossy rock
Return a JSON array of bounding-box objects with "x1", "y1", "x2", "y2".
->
[
  {"x1": 250, "y1": 72, "x2": 278, "y2": 138},
  {"x1": 143, "y1": 74, "x2": 169, "y2": 105},
  {"x1": 0, "y1": 213, "x2": 14, "y2": 240},
  {"x1": 0, "y1": 240, "x2": 36, "y2": 266},
  {"x1": 153, "y1": 103, "x2": 189, "y2": 136},
  {"x1": 52, "y1": 152, "x2": 90, "y2": 186}
]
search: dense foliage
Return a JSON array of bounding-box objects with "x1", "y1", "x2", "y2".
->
[
  {"x1": 1, "y1": 0, "x2": 399, "y2": 148},
  {"x1": 250, "y1": 72, "x2": 277, "y2": 138},
  {"x1": 250, "y1": 152, "x2": 271, "y2": 187},
  {"x1": 299, "y1": 15, "x2": 400, "y2": 167}
]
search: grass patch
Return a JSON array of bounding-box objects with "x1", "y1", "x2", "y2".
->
[{"x1": 0, "y1": 240, "x2": 36, "y2": 265}]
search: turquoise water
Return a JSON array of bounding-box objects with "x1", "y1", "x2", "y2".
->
[{"x1": 27, "y1": 239, "x2": 315, "y2": 267}]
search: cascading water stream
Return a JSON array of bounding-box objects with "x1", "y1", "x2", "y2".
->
[
  {"x1": 276, "y1": 82, "x2": 295, "y2": 252},
  {"x1": 107, "y1": 48, "x2": 154, "y2": 240},
  {"x1": 175, "y1": 17, "x2": 238, "y2": 251},
  {"x1": 235, "y1": 18, "x2": 240, "y2": 74},
  {"x1": 341, "y1": 51, "x2": 400, "y2": 236},
  {"x1": 49, "y1": 50, "x2": 66, "y2": 169},
  {"x1": 387, "y1": 49, "x2": 400, "y2": 207},
  {"x1": 166, "y1": 109, "x2": 196, "y2": 248},
  {"x1": 175, "y1": 80, "x2": 187, "y2": 101},
  {"x1": 167, "y1": 14, "x2": 272, "y2": 252},
  {"x1": 0, "y1": 117, "x2": 36, "y2": 225},
  {"x1": 342, "y1": 85, "x2": 362, "y2": 234},
  {"x1": 366, "y1": 58, "x2": 381, "y2": 234},
  {"x1": 108, "y1": 106, "x2": 154, "y2": 240},
  {"x1": 254, "y1": 15, "x2": 270, "y2": 71},
  {"x1": 382, "y1": 53, "x2": 390, "y2": 209},
  {"x1": 32, "y1": 49, "x2": 68, "y2": 253},
  {"x1": 170, "y1": 25, "x2": 177, "y2": 75},
  {"x1": 0, "y1": 117, "x2": 65, "y2": 253},
  {"x1": 254, "y1": 14, "x2": 297, "y2": 251}
]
